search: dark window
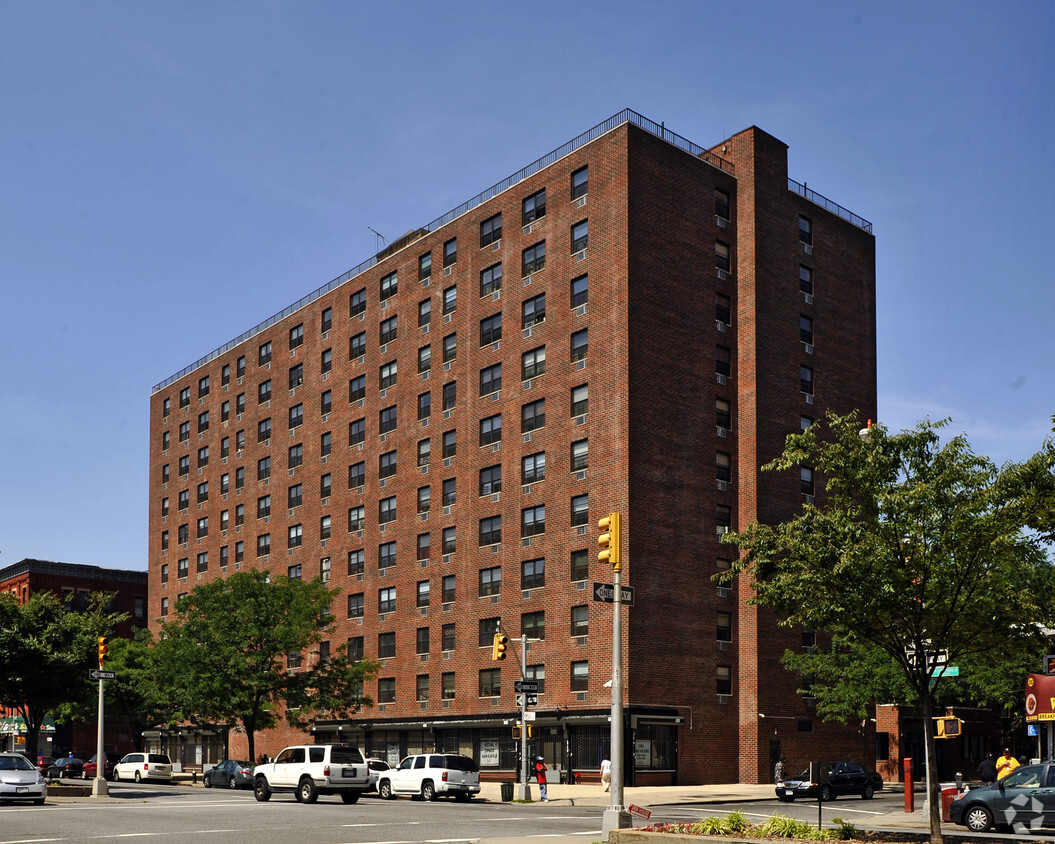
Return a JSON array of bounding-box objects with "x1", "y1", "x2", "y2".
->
[
  {"x1": 442, "y1": 574, "x2": 456, "y2": 603},
  {"x1": 570, "y1": 329, "x2": 588, "y2": 361},
  {"x1": 800, "y1": 365, "x2": 814, "y2": 395},
  {"x1": 259, "y1": 341, "x2": 272, "y2": 366},
  {"x1": 442, "y1": 285, "x2": 457, "y2": 315},
  {"x1": 715, "y1": 241, "x2": 730, "y2": 272},
  {"x1": 442, "y1": 381, "x2": 456, "y2": 411},
  {"x1": 800, "y1": 265, "x2": 813, "y2": 294},
  {"x1": 289, "y1": 323, "x2": 303, "y2": 349},
  {"x1": 258, "y1": 380, "x2": 272, "y2": 403},
  {"x1": 442, "y1": 526, "x2": 456, "y2": 554},
  {"x1": 571, "y1": 605, "x2": 588, "y2": 636},
  {"x1": 480, "y1": 313, "x2": 502, "y2": 346},
  {"x1": 288, "y1": 443, "x2": 303, "y2": 468},
  {"x1": 717, "y1": 452, "x2": 731, "y2": 482},
  {"x1": 480, "y1": 212, "x2": 502, "y2": 247},
  {"x1": 571, "y1": 273, "x2": 588, "y2": 307},
  {"x1": 522, "y1": 504, "x2": 545, "y2": 537},
  {"x1": 258, "y1": 418, "x2": 271, "y2": 442},
  {"x1": 288, "y1": 483, "x2": 303, "y2": 508},
  {"x1": 418, "y1": 345, "x2": 432, "y2": 373},
  {"x1": 715, "y1": 188, "x2": 730, "y2": 220},
  {"x1": 348, "y1": 549, "x2": 365, "y2": 575},
  {"x1": 347, "y1": 593, "x2": 364, "y2": 618},
  {"x1": 571, "y1": 219, "x2": 588, "y2": 253},
  {"x1": 443, "y1": 237, "x2": 457, "y2": 267},
  {"x1": 348, "y1": 506, "x2": 365, "y2": 531},
  {"x1": 380, "y1": 271, "x2": 398, "y2": 301},
  {"x1": 379, "y1": 405, "x2": 397, "y2": 434},
  {"x1": 350, "y1": 287, "x2": 367, "y2": 317},
  {"x1": 321, "y1": 307, "x2": 332, "y2": 333},
  {"x1": 442, "y1": 429, "x2": 457, "y2": 458},
  {"x1": 350, "y1": 331, "x2": 366, "y2": 359},
  {"x1": 522, "y1": 557, "x2": 545, "y2": 590},
  {"x1": 799, "y1": 215, "x2": 813, "y2": 245},
  {"x1": 378, "y1": 633, "x2": 395, "y2": 658},
  {"x1": 348, "y1": 461, "x2": 365, "y2": 489},
  {"x1": 480, "y1": 263, "x2": 502, "y2": 296},
  {"x1": 522, "y1": 241, "x2": 546, "y2": 276},
  {"x1": 800, "y1": 315, "x2": 814, "y2": 345},
  {"x1": 349, "y1": 375, "x2": 366, "y2": 402},
  {"x1": 442, "y1": 623, "x2": 456, "y2": 651},
  {"x1": 801, "y1": 467, "x2": 815, "y2": 496},
  {"x1": 522, "y1": 452, "x2": 546, "y2": 484},
  {"x1": 479, "y1": 464, "x2": 501, "y2": 496},
  {"x1": 321, "y1": 348, "x2": 332, "y2": 374},
  {"x1": 380, "y1": 315, "x2": 397, "y2": 345},
  {"x1": 570, "y1": 494, "x2": 589, "y2": 526},
  {"x1": 522, "y1": 398, "x2": 545, "y2": 432},
  {"x1": 716, "y1": 346, "x2": 731, "y2": 378},
  {"x1": 523, "y1": 292, "x2": 545, "y2": 327},
  {"x1": 349, "y1": 418, "x2": 366, "y2": 445},
  {"x1": 571, "y1": 438, "x2": 588, "y2": 471},
  {"x1": 571, "y1": 384, "x2": 588, "y2": 417},
  {"x1": 480, "y1": 363, "x2": 502, "y2": 396},
  {"x1": 418, "y1": 391, "x2": 431, "y2": 420},
  {"x1": 379, "y1": 496, "x2": 396, "y2": 524},
  {"x1": 418, "y1": 298, "x2": 432, "y2": 327},
  {"x1": 258, "y1": 456, "x2": 271, "y2": 481},
  {"x1": 480, "y1": 413, "x2": 502, "y2": 446},
  {"x1": 443, "y1": 332, "x2": 457, "y2": 362},
  {"x1": 571, "y1": 660, "x2": 589, "y2": 691},
  {"x1": 479, "y1": 517, "x2": 502, "y2": 548},
  {"x1": 716, "y1": 293, "x2": 731, "y2": 325},
  {"x1": 522, "y1": 346, "x2": 545, "y2": 380},
  {"x1": 379, "y1": 540, "x2": 396, "y2": 569},
  {"x1": 417, "y1": 532, "x2": 431, "y2": 560},
  {"x1": 522, "y1": 188, "x2": 546, "y2": 225},
  {"x1": 379, "y1": 450, "x2": 397, "y2": 479},
  {"x1": 717, "y1": 611, "x2": 732, "y2": 642},
  {"x1": 419, "y1": 252, "x2": 432, "y2": 280},
  {"x1": 571, "y1": 166, "x2": 588, "y2": 199},
  {"x1": 379, "y1": 360, "x2": 397, "y2": 390},
  {"x1": 717, "y1": 398, "x2": 732, "y2": 429},
  {"x1": 442, "y1": 477, "x2": 456, "y2": 506},
  {"x1": 717, "y1": 666, "x2": 732, "y2": 695}
]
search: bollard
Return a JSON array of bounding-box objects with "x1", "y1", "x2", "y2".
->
[
  {"x1": 955, "y1": 771, "x2": 962, "y2": 792},
  {"x1": 903, "y1": 757, "x2": 914, "y2": 813},
  {"x1": 192, "y1": 770, "x2": 197, "y2": 785}
]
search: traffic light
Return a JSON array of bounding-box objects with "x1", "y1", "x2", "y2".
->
[
  {"x1": 512, "y1": 725, "x2": 535, "y2": 739},
  {"x1": 598, "y1": 512, "x2": 621, "y2": 567},
  {"x1": 934, "y1": 717, "x2": 963, "y2": 738},
  {"x1": 492, "y1": 632, "x2": 508, "y2": 661},
  {"x1": 97, "y1": 636, "x2": 109, "y2": 667}
]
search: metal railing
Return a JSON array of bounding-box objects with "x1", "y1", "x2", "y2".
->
[
  {"x1": 788, "y1": 178, "x2": 872, "y2": 233},
  {"x1": 151, "y1": 110, "x2": 735, "y2": 392}
]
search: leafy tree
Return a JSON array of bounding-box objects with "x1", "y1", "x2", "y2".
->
[
  {"x1": 0, "y1": 592, "x2": 126, "y2": 761},
  {"x1": 721, "y1": 412, "x2": 1055, "y2": 844},
  {"x1": 152, "y1": 570, "x2": 378, "y2": 761}
]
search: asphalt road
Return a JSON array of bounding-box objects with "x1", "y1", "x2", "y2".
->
[{"x1": 645, "y1": 791, "x2": 905, "y2": 828}]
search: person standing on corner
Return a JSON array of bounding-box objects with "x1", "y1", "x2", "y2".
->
[
  {"x1": 997, "y1": 748, "x2": 1020, "y2": 780},
  {"x1": 600, "y1": 757, "x2": 612, "y2": 792},
  {"x1": 976, "y1": 753, "x2": 996, "y2": 785},
  {"x1": 774, "y1": 757, "x2": 787, "y2": 784},
  {"x1": 534, "y1": 756, "x2": 548, "y2": 802}
]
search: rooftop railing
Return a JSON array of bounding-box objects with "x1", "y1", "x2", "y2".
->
[{"x1": 788, "y1": 178, "x2": 872, "y2": 233}]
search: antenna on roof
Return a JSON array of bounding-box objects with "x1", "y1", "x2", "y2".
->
[{"x1": 368, "y1": 227, "x2": 387, "y2": 252}]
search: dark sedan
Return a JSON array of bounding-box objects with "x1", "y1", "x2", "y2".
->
[
  {"x1": 45, "y1": 757, "x2": 84, "y2": 779},
  {"x1": 203, "y1": 759, "x2": 254, "y2": 789},
  {"x1": 776, "y1": 761, "x2": 882, "y2": 801},
  {"x1": 951, "y1": 763, "x2": 1055, "y2": 833}
]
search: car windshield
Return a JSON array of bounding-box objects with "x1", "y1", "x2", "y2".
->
[
  {"x1": 0, "y1": 756, "x2": 35, "y2": 771},
  {"x1": 445, "y1": 755, "x2": 478, "y2": 772}
]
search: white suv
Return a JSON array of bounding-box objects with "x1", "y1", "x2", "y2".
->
[
  {"x1": 253, "y1": 744, "x2": 369, "y2": 804},
  {"x1": 377, "y1": 753, "x2": 480, "y2": 801}
]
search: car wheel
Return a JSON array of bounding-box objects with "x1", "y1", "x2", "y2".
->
[
  {"x1": 204, "y1": 775, "x2": 212, "y2": 788},
  {"x1": 862, "y1": 783, "x2": 874, "y2": 799},
  {"x1": 421, "y1": 781, "x2": 435, "y2": 802},
  {"x1": 135, "y1": 771, "x2": 142, "y2": 783},
  {"x1": 297, "y1": 777, "x2": 318, "y2": 804},
  {"x1": 819, "y1": 784, "x2": 834, "y2": 801},
  {"x1": 113, "y1": 769, "x2": 120, "y2": 782},
  {"x1": 378, "y1": 780, "x2": 393, "y2": 800},
  {"x1": 341, "y1": 790, "x2": 361, "y2": 804},
  {"x1": 253, "y1": 777, "x2": 271, "y2": 802},
  {"x1": 228, "y1": 776, "x2": 237, "y2": 790},
  {"x1": 965, "y1": 804, "x2": 993, "y2": 832}
]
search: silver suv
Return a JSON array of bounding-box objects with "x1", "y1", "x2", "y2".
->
[
  {"x1": 378, "y1": 753, "x2": 480, "y2": 801},
  {"x1": 253, "y1": 744, "x2": 369, "y2": 804}
]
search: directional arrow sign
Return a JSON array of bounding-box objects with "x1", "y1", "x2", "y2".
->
[
  {"x1": 592, "y1": 582, "x2": 635, "y2": 606},
  {"x1": 514, "y1": 680, "x2": 539, "y2": 694},
  {"x1": 89, "y1": 669, "x2": 116, "y2": 681}
]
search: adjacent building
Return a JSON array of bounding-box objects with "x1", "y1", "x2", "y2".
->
[{"x1": 147, "y1": 110, "x2": 877, "y2": 784}]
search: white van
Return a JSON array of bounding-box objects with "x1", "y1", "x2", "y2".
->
[{"x1": 378, "y1": 753, "x2": 480, "y2": 801}]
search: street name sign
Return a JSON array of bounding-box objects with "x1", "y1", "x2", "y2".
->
[
  {"x1": 89, "y1": 669, "x2": 115, "y2": 681},
  {"x1": 514, "y1": 680, "x2": 539, "y2": 693},
  {"x1": 592, "y1": 582, "x2": 635, "y2": 605}
]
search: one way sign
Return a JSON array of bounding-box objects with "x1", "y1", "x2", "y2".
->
[{"x1": 592, "y1": 582, "x2": 635, "y2": 606}]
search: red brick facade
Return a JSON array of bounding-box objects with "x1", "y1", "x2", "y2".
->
[{"x1": 147, "y1": 114, "x2": 877, "y2": 783}]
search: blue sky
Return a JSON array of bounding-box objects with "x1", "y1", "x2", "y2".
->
[{"x1": 1, "y1": 1, "x2": 1052, "y2": 570}]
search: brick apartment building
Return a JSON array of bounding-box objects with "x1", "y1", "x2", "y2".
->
[{"x1": 147, "y1": 110, "x2": 876, "y2": 784}]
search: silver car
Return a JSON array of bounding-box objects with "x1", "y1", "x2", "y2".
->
[{"x1": 0, "y1": 753, "x2": 47, "y2": 805}]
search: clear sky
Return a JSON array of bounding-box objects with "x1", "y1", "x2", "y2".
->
[{"x1": 1, "y1": 1, "x2": 1052, "y2": 571}]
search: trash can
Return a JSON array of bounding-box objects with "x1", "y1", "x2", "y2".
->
[
  {"x1": 940, "y1": 786, "x2": 958, "y2": 822},
  {"x1": 501, "y1": 782, "x2": 514, "y2": 802}
]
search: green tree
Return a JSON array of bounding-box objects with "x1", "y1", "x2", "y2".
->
[
  {"x1": 0, "y1": 592, "x2": 126, "y2": 761},
  {"x1": 721, "y1": 412, "x2": 1055, "y2": 844},
  {"x1": 152, "y1": 570, "x2": 377, "y2": 761}
]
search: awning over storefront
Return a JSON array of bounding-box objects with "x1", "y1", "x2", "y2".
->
[{"x1": 0, "y1": 716, "x2": 57, "y2": 735}]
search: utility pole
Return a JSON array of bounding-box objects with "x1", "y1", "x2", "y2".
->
[
  {"x1": 518, "y1": 633, "x2": 531, "y2": 801},
  {"x1": 92, "y1": 637, "x2": 109, "y2": 797}
]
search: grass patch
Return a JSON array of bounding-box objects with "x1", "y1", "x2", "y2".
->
[{"x1": 642, "y1": 811, "x2": 843, "y2": 839}]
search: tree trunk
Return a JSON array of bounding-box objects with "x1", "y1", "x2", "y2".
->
[{"x1": 922, "y1": 693, "x2": 944, "y2": 844}]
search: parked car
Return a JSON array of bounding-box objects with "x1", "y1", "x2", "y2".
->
[
  {"x1": 204, "y1": 759, "x2": 254, "y2": 789},
  {"x1": 252, "y1": 744, "x2": 369, "y2": 803},
  {"x1": 113, "y1": 752, "x2": 172, "y2": 783},
  {"x1": 951, "y1": 763, "x2": 1055, "y2": 832},
  {"x1": 35, "y1": 756, "x2": 55, "y2": 776},
  {"x1": 776, "y1": 761, "x2": 882, "y2": 801},
  {"x1": 377, "y1": 753, "x2": 480, "y2": 801},
  {"x1": 365, "y1": 758, "x2": 391, "y2": 793},
  {"x1": 45, "y1": 757, "x2": 85, "y2": 779},
  {"x1": 0, "y1": 752, "x2": 47, "y2": 805},
  {"x1": 83, "y1": 752, "x2": 117, "y2": 780}
]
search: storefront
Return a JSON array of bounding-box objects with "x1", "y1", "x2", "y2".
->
[{"x1": 0, "y1": 716, "x2": 56, "y2": 757}]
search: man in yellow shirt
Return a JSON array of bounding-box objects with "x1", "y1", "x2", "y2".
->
[{"x1": 997, "y1": 748, "x2": 1020, "y2": 780}]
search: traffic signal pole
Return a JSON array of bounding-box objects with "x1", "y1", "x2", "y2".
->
[
  {"x1": 92, "y1": 637, "x2": 109, "y2": 797},
  {"x1": 518, "y1": 633, "x2": 531, "y2": 801},
  {"x1": 599, "y1": 513, "x2": 630, "y2": 835}
]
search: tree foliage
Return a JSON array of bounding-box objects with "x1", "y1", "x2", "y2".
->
[
  {"x1": 721, "y1": 412, "x2": 1055, "y2": 843},
  {"x1": 0, "y1": 591, "x2": 126, "y2": 761},
  {"x1": 151, "y1": 570, "x2": 378, "y2": 761}
]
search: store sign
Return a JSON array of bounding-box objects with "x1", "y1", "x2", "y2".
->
[{"x1": 480, "y1": 740, "x2": 500, "y2": 767}]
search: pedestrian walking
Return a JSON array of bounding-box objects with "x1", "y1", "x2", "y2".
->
[
  {"x1": 534, "y1": 756, "x2": 548, "y2": 802},
  {"x1": 600, "y1": 757, "x2": 611, "y2": 791},
  {"x1": 997, "y1": 748, "x2": 1020, "y2": 780},
  {"x1": 976, "y1": 753, "x2": 996, "y2": 785},
  {"x1": 774, "y1": 757, "x2": 787, "y2": 784}
]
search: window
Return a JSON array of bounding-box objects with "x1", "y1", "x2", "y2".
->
[
  {"x1": 288, "y1": 483, "x2": 303, "y2": 508},
  {"x1": 480, "y1": 363, "x2": 502, "y2": 396},
  {"x1": 259, "y1": 341, "x2": 272, "y2": 366},
  {"x1": 571, "y1": 605, "x2": 589, "y2": 636},
  {"x1": 571, "y1": 165, "x2": 588, "y2": 199},
  {"x1": 570, "y1": 329, "x2": 588, "y2": 361},
  {"x1": 257, "y1": 495, "x2": 271, "y2": 519},
  {"x1": 417, "y1": 532, "x2": 431, "y2": 561},
  {"x1": 379, "y1": 541, "x2": 396, "y2": 570},
  {"x1": 163, "y1": 430, "x2": 171, "y2": 450},
  {"x1": 443, "y1": 237, "x2": 457, "y2": 267},
  {"x1": 257, "y1": 533, "x2": 271, "y2": 557},
  {"x1": 800, "y1": 365, "x2": 814, "y2": 395},
  {"x1": 442, "y1": 429, "x2": 457, "y2": 458},
  {"x1": 417, "y1": 298, "x2": 432, "y2": 330},
  {"x1": 289, "y1": 323, "x2": 304, "y2": 349},
  {"x1": 177, "y1": 556, "x2": 189, "y2": 578},
  {"x1": 348, "y1": 461, "x2": 365, "y2": 490},
  {"x1": 161, "y1": 496, "x2": 170, "y2": 517},
  {"x1": 350, "y1": 287, "x2": 367, "y2": 317},
  {"x1": 196, "y1": 517, "x2": 208, "y2": 539},
  {"x1": 236, "y1": 355, "x2": 246, "y2": 378},
  {"x1": 350, "y1": 331, "x2": 367, "y2": 360},
  {"x1": 236, "y1": 392, "x2": 245, "y2": 414},
  {"x1": 480, "y1": 262, "x2": 502, "y2": 296},
  {"x1": 570, "y1": 439, "x2": 588, "y2": 471},
  {"x1": 571, "y1": 219, "x2": 588, "y2": 252},
  {"x1": 379, "y1": 496, "x2": 397, "y2": 524},
  {"x1": 522, "y1": 557, "x2": 545, "y2": 590},
  {"x1": 417, "y1": 438, "x2": 431, "y2": 466},
  {"x1": 197, "y1": 410, "x2": 209, "y2": 433},
  {"x1": 320, "y1": 473, "x2": 332, "y2": 499},
  {"x1": 377, "y1": 632, "x2": 396, "y2": 659},
  {"x1": 378, "y1": 450, "x2": 397, "y2": 479},
  {"x1": 800, "y1": 265, "x2": 813, "y2": 294},
  {"x1": 258, "y1": 418, "x2": 271, "y2": 442},
  {"x1": 416, "y1": 635, "x2": 430, "y2": 665},
  {"x1": 522, "y1": 241, "x2": 546, "y2": 276},
  {"x1": 523, "y1": 188, "x2": 546, "y2": 224},
  {"x1": 442, "y1": 574, "x2": 456, "y2": 603},
  {"x1": 441, "y1": 381, "x2": 456, "y2": 411},
  {"x1": 716, "y1": 346, "x2": 731, "y2": 378},
  {"x1": 418, "y1": 345, "x2": 431, "y2": 373},
  {"x1": 480, "y1": 212, "x2": 502, "y2": 247},
  {"x1": 258, "y1": 379, "x2": 272, "y2": 403},
  {"x1": 235, "y1": 541, "x2": 244, "y2": 562},
  {"x1": 442, "y1": 477, "x2": 456, "y2": 506},
  {"x1": 479, "y1": 517, "x2": 502, "y2": 548},
  {"x1": 715, "y1": 241, "x2": 730, "y2": 272},
  {"x1": 348, "y1": 549, "x2": 365, "y2": 575},
  {"x1": 163, "y1": 397, "x2": 172, "y2": 416},
  {"x1": 289, "y1": 363, "x2": 304, "y2": 389},
  {"x1": 161, "y1": 597, "x2": 169, "y2": 617},
  {"x1": 178, "y1": 489, "x2": 190, "y2": 510},
  {"x1": 716, "y1": 452, "x2": 731, "y2": 483},
  {"x1": 379, "y1": 405, "x2": 397, "y2": 434},
  {"x1": 321, "y1": 430, "x2": 332, "y2": 457},
  {"x1": 379, "y1": 315, "x2": 397, "y2": 345},
  {"x1": 220, "y1": 402, "x2": 230, "y2": 425},
  {"x1": 258, "y1": 456, "x2": 271, "y2": 481},
  {"x1": 525, "y1": 664, "x2": 545, "y2": 694},
  {"x1": 479, "y1": 618, "x2": 500, "y2": 648},
  {"x1": 177, "y1": 456, "x2": 189, "y2": 478},
  {"x1": 416, "y1": 579, "x2": 430, "y2": 607},
  {"x1": 522, "y1": 292, "x2": 545, "y2": 327},
  {"x1": 801, "y1": 467, "x2": 815, "y2": 496},
  {"x1": 480, "y1": 413, "x2": 502, "y2": 446},
  {"x1": 379, "y1": 587, "x2": 396, "y2": 614},
  {"x1": 716, "y1": 293, "x2": 731, "y2": 326},
  {"x1": 179, "y1": 386, "x2": 190, "y2": 408},
  {"x1": 801, "y1": 415, "x2": 813, "y2": 432},
  {"x1": 522, "y1": 398, "x2": 545, "y2": 432},
  {"x1": 522, "y1": 504, "x2": 545, "y2": 537},
  {"x1": 480, "y1": 313, "x2": 502, "y2": 345},
  {"x1": 715, "y1": 188, "x2": 730, "y2": 221},
  {"x1": 417, "y1": 391, "x2": 430, "y2": 421},
  {"x1": 441, "y1": 622, "x2": 456, "y2": 651},
  {"x1": 799, "y1": 215, "x2": 813, "y2": 245},
  {"x1": 347, "y1": 593, "x2": 364, "y2": 618},
  {"x1": 321, "y1": 307, "x2": 332, "y2": 333},
  {"x1": 348, "y1": 505, "x2": 365, "y2": 532},
  {"x1": 800, "y1": 315, "x2": 814, "y2": 345},
  {"x1": 349, "y1": 417, "x2": 366, "y2": 445},
  {"x1": 179, "y1": 421, "x2": 190, "y2": 443},
  {"x1": 348, "y1": 374, "x2": 366, "y2": 403},
  {"x1": 236, "y1": 429, "x2": 245, "y2": 451},
  {"x1": 235, "y1": 504, "x2": 245, "y2": 526},
  {"x1": 288, "y1": 524, "x2": 303, "y2": 548},
  {"x1": 717, "y1": 611, "x2": 732, "y2": 642},
  {"x1": 479, "y1": 464, "x2": 501, "y2": 496},
  {"x1": 380, "y1": 271, "x2": 398, "y2": 302},
  {"x1": 378, "y1": 678, "x2": 395, "y2": 703},
  {"x1": 346, "y1": 636, "x2": 364, "y2": 662},
  {"x1": 571, "y1": 273, "x2": 588, "y2": 307},
  {"x1": 717, "y1": 505, "x2": 731, "y2": 533},
  {"x1": 288, "y1": 563, "x2": 302, "y2": 580},
  {"x1": 442, "y1": 332, "x2": 457, "y2": 362},
  {"x1": 442, "y1": 284, "x2": 457, "y2": 315},
  {"x1": 197, "y1": 449, "x2": 209, "y2": 475},
  {"x1": 442, "y1": 672, "x2": 455, "y2": 699},
  {"x1": 571, "y1": 660, "x2": 589, "y2": 691},
  {"x1": 571, "y1": 384, "x2": 588, "y2": 417},
  {"x1": 219, "y1": 546, "x2": 229, "y2": 568},
  {"x1": 379, "y1": 360, "x2": 397, "y2": 390},
  {"x1": 522, "y1": 452, "x2": 546, "y2": 484},
  {"x1": 570, "y1": 494, "x2": 589, "y2": 527},
  {"x1": 717, "y1": 666, "x2": 732, "y2": 695},
  {"x1": 442, "y1": 526, "x2": 456, "y2": 554},
  {"x1": 479, "y1": 667, "x2": 501, "y2": 698},
  {"x1": 288, "y1": 443, "x2": 303, "y2": 468},
  {"x1": 522, "y1": 346, "x2": 545, "y2": 380},
  {"x1": 717, "y1": 398, "x2": 732, "y2": 430}
]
